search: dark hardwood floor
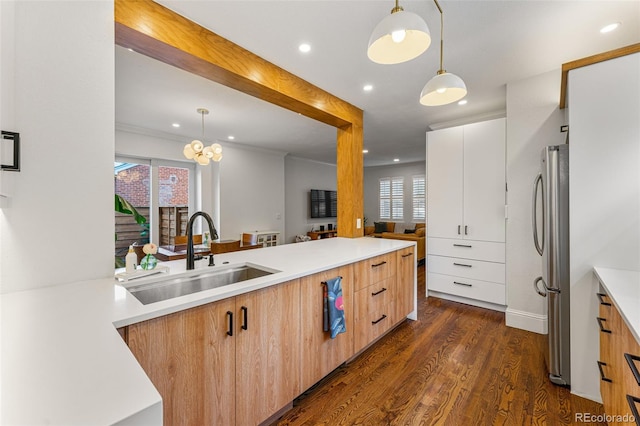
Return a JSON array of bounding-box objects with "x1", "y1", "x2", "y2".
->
[{"x1": 273, "y1": 264, "x2": 605, "y2": 425}]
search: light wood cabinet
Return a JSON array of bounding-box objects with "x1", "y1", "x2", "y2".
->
[
  {"x1": 598, "y1": 289, "x2": 640, "y2": 424},
  {"x1": 124, "y1": 247, "x2": 414, "y2": 425},
  {"x1": 126, "y1": 279, "x2": 300, "y2": 426},
  {"x1": 127, "y1": 297, "x2": 236, "y2": 425},
  {"x1": 394, "y1": 247, "x2": 415, "y2": 324},
  {"x1": 299, "y1": 265, "x2": 354, "y2": 392},
  {"x1": 235, "y1": 280, "x2": 301, "y2": 425}
]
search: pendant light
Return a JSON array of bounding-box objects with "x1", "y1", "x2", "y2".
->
[
  {"x1": 367, "y1": 0, "x2": 431, "y2": 65},
  {"x1": 419, "y1": 0, "x2": 467, "y2": 106},
  {"x1": 183, "y1": 108, "x2": 223, "y2": 165}
]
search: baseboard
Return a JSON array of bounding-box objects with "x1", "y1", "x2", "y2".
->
[
  {"x1": 428, "y1": 291, "x2": 506, "y2": 312},
  {"x1": 505, "y1": 308, "x2": 547, "y2": 334}
]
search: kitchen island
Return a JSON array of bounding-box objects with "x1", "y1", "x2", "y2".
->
[{"x1": 1, "y1": 237, "x2": 416, "y2": 425}]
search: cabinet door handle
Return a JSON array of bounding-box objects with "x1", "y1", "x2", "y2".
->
[
  {"x1": 402, "y1": 252, "x2": 413, "y2": 258},
  {"x1": 596, "y1": 317, "x2": 612, "y2": 333},
  {"x1": 453, "y1": 244, "x2": 472, "y2": 248},
  {"x1": 453, "y1": 262, "x2": 472, "y2": 268},
  {"x1": 626, "y1": 395, "x2": 640, "y2": 424},
  {"x1": 453, "y1": 281, "x2": 472, "y2": 287},
  {"x1": 596, "y1": 293, "x2": 612, "y2": 306},
  {"x1": 457, "y1": 225, "x2": 461, "y2": 235},
  {"x1": 625, "y1": 353, "x2": 640, "y2": 386},
  {"x1": 597, "y1": 361, "x2": 613, "y2": 383},
  {"x1": 226, "y1": 311, "x2": 233, "y2": 336},
  {"x1": 371, "y1": 261, "x2": 387, "y2": 268},
  {"x1": 464, "y1": 225, "x2": 468, "y2": 235},
  {"x1": 372, "y1": 314, "x2": 387, "y2": 325},
  {"x1": 241, "y1": 306, "x2": 248, "y2": 331},
  {"x1": 372, "y1": 287, "x2": 387, "y2": 296}
]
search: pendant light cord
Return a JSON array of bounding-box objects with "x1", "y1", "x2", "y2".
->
[{"x1": 434, "y1": 0, "x2": 445, "y2": 74}]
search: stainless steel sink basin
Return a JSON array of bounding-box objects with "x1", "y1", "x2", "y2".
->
[{"x1": 125, "y1": 264, "x2": 277, "y2": 305}]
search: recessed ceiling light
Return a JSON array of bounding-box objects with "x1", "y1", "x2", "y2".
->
[
  {"x1": 600, "y1": 22, "x2": 621, "y2": 33},
  {"x1": 458, "y1": 99, "x2": 468, "y2": 105},
  {"x1": 127, "y1": 48, "x2": 134, "y2": 52},
  {"x1": 393, "y1": 158, "x2": 400, "y2": 162},
  {"x1": 298, "y1": 43, "x2": 311, "y2": 53},
  {"x1": 228, "y1": 135, "x2": 235, "y2": 140},
  {"x1": 363, "y1": 149, "x2": 369, "y2": 154},
  {"x1": 172, "y1": 123, "x2": 180, "y2": 128},
  {"x1": 363, "y1": 84, "x2": 373, "y2": 92}
]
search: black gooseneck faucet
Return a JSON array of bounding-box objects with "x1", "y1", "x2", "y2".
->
[{"x1": 186, "y1": 211, "x2": 219, "y2": 270}]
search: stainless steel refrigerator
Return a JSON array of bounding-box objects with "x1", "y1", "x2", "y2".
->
[{"x1": 532, "y1": 144, "x2": 570, "y2": 387}]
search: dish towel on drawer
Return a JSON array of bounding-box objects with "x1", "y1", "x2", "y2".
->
[{"x1": 324, "y1": 276, "x2": 346, "y2": 339}]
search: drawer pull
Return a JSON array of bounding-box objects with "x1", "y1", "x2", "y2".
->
[
  {"x1": 372, "y1": 314, "x2": 387, "y2": 325},
  {"x1": 402, "y1": 253, "x2": 413, "y2": 258},
  {"x1": 625, "y1": 353, "x2": 640, "y2": 386},
  {"x1": 453, "y1": 244, "x2": 472, "y2": 248},
  {"x1": 453, "y1": 281, "x2": 472, "y2": 287},
  {"x1": 453, "y1": 262, "x2": 472, "y2": 268},
  {"x1": 626, "y1": 394, "x2": 640, "y2": 425},
  {"x1": 597, "y1": 361, "x2": 613, "y2": 383},
  {"x1": 372, "y1": 287, "x2": 387, "y2": 296},
  {"x1": 596, "y1": 293, "x2": 612, "y2": 306},
  {"x1": 241, "y1": 306, "x2": 248, "y2": 331},
  {"x1": 371, "y1": 261, "x2": 387, "y2": 268},
  {"x1": 226, "y1": 311, "x2": 233, "y2": 336},
  {"x1": 596, "y1": 317, "x2": 612, "y2": 333}
]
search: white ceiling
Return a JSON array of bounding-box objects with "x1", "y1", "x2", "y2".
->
[{"x1": 115, "y1": 0, "x2": 639, "y2": 167}]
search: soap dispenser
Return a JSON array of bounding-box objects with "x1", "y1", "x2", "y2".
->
[{"x1": 125, "y1": 245, "x2": 137, "y2": 273}]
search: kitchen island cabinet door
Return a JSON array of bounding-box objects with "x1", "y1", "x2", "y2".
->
[
  {"x1": 126, "y1": 297, "x2": 236, "y2": 426},
  {"x1": 299, "y1": 265, "x2": 354, "y2": 392},
  {"x1": 393, "y1": 247, "x2": 415, "y2": 323},
  {"x1": 235, "y1": 279, "x2": 301, "y2": 426}
]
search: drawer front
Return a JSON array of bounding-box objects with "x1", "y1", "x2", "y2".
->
[
  {"x1": 354, "y1": 278, "x2": 394, "y2": 352},
  {"x1": 427, "y1": 238, "x2": 505, "y2": 263},
  {"x1": 428, "y1": 255, "x2": 505, "y2": 284},
  {"x1": 428, "y1": 272, "x2": 505, "y2": 305},
  {"x1": 355, "y1": 253, "x2": 396, "y2": 291}
]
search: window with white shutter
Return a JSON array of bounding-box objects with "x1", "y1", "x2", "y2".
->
[
  {"x1": 379, "y1": 177, "x2": 404, "y2": 221},
  {"x1": 412, "y1": 175, "x2": 426, "y2": 222}
]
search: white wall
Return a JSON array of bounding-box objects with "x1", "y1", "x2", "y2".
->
[
  {"x1": 284, "y1": 156, "x2": 336, "y2": 244},
  {"x1": 364, "y1": 162, "x2": 426, "y2": 227},
  {"x1": 219, "y1": 144, "x2": 285, "y2": 242},
  {"x1": 0, "y1": 1, "x2": 114, "y2": 293},
  {"x1": 504, "y1": 70, "x2": 567, "y2": 333},
  {"x1": 568, "y1": 53, "x2": 640, "y2": 402}
]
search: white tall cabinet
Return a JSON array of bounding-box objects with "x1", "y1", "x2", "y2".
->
[{"x1": 426, "y1": 118, "x2": 507, "y2": 310}]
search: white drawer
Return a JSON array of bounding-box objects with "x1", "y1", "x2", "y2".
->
[
  {"x1": 427, "y1": 255, "x2": 505, "y2": 284},
  {"x1": 428, "y1": 272, "x2": 506, "y2": 305},
  {"x1": 427, "y1": 238, "x2": 505, "y2": 263}
]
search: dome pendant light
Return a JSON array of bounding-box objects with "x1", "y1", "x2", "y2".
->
[
  {"x1": 368, "y1": 0, "x2": 431, "y2": 65},
  {"x1": 183, "y1": 108, "x2": 223, "y2": 165},
  {"x1": 419, "y1": 0, "x2": 467, "y2": 106}
]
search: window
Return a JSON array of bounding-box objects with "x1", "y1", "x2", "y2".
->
[
  {"x1": 114, "y1": 157, "x2": 195, "y2": 264},
  {"x1": 412, "y1": 175, "x2": 426, "y2": 222},
  {"x1": 379, "y1": 177, "x2": 404, "y2": 221}
]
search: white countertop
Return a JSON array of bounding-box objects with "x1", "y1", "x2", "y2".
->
[
  {"x1": 594, "y1": 267, "x2": 640, "y2": 344},
  {"x1": 1, "y1": 237, "x2": 414, "y2": 425}
]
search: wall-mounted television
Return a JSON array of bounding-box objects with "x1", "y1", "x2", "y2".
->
[{"x1": 310, "y1": 189, "x2": 337, "y2": 218}]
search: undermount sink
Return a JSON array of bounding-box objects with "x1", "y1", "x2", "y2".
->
[{"x1": 125, "y1": 264, "x2": 278, "y2": 305}]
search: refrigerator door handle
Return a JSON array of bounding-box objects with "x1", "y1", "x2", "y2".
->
[
  {"x1": 532, "y1": 173, "x2": 545, "y2": 256},
  {"x1": 534, "y1": 276, "x2": 547, "y2": 297}
]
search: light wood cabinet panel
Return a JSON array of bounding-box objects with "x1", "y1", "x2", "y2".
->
[
  {"x1": 354, "y1": 276, "x2": 394, "y2": 353},
  {"x1": 127, "y1": 298, "x2": 236, "y2": 425},
  {"x1": 235, "y1": 279, "x2": 301, "y2": 426},
  {"x1": 299, "y1": 265, "x2": 354, "y2": 392},
  {"x1": 354, "y1": 252, "x2": 395, "y2": 291},
  {"x1": 393, "y1": 247, "x2": 415, "y2": 324}
]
